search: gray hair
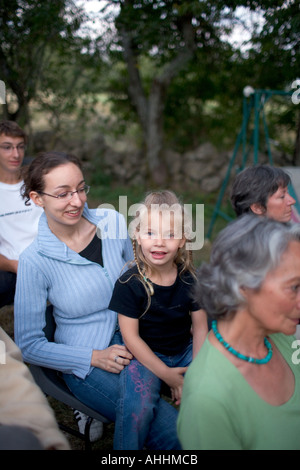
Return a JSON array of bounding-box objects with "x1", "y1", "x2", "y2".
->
[{"x1": 196, "y1": 215, "x2": 300, "y2": 319}]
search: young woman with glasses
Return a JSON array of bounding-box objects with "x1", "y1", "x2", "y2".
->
[{"x1": 14, "y1": 151, "x2": 180, "y2": 450}]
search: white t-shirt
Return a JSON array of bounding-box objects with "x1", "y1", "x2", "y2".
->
[{"x1": 0, "y1": 181, "x2": 43, "y2": 260}]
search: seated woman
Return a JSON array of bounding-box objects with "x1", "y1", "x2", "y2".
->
[
  {"x1": 230, "y1": 164, "x2": 295, "y2": 222},
  {"x1": 14, "y1": 151, "x2": 180, "y2": 450},
  {"x1": 178, "y1": 214, "x2": 300, "y2": 450}
]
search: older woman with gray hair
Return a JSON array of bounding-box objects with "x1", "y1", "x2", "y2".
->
[{"x1": 177, "y1": 215, "x2": 300, "y2": 450}]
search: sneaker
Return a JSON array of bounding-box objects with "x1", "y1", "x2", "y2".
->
[{"x1": 73, "y1": 410, "x2": 103, "y2": 442}]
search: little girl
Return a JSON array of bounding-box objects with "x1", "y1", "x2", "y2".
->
[{"x1": 109, "y1": 190, "x2": 208, "y2": 409}]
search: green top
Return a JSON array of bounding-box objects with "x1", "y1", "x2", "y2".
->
[{"x1": 177, "y1": 333, "x2": 300, "y2": 450}]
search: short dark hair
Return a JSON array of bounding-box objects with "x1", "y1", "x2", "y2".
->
[
  {"x1": 0, "y1": 120, "x2": 27, "y2": 144},
  {"x1": 21, "y1": 151, "x2": 83, "y2": 205},
  {"x1": 230, "y1": 165, "x2": 291, "y2": 216}
]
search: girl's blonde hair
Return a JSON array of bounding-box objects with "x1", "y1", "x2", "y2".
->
[{"x1": 129, "y1": 190, "x2": 196, "y2": 316}]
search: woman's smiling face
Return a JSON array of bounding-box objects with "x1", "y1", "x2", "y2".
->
[{"x1": 32, "y1": 162, "x2": 87, "y2": 230}]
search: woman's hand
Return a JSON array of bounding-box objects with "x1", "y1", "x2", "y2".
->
[
  {"x1": 165, "y1": 366, "x2": 188, "y2": 406},
  {"x1": 91, "y1": 344, "x2": 133, "y2": 373}
]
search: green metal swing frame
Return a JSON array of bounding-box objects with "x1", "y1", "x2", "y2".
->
[{"x1": 206, "y1": 88, "x2": 295, "y2": 239}]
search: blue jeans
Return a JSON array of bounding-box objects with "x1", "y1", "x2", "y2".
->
[
  {"x1": 156, "y1": 340, "x2": 193, "y2": 369},
  {"x1": 116, "y1": 340, "x2": 192, "y2": 449},
  {"x1": 63, "y1": 331, "x2": 180, "y2": 450}
]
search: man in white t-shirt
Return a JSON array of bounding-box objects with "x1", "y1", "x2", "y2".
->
[{"x1": 0, "y1": 121, "x2": 42, "y2": 308}]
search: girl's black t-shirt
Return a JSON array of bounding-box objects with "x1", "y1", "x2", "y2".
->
[{"x1": 109, "y1": 265, "x2": 201, "y2": 355}]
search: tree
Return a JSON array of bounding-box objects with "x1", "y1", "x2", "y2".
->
[
  {"x1": 100, "y1": 0, "x2": 270, "y2": 184},
  {"x1": 0, "y1": 0, "x2": 86, "y2": 128},
  {"x1": 117, "y1": 1, "x2": 198, "y2": 183}
]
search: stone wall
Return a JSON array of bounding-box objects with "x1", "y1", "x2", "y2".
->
[
  {"x1": 96, "y1": 141, "x2": 289, "y2": 192},
  {"x1": 31, "y1": 130, "x2": 292, "y2": 193},
  {"x1": 91, "y1": 140, "x2": 232, "y2": 191}
]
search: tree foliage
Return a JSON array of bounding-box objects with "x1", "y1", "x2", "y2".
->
[
  {"x1": 0, "y1": 0, "x2": 299, "y2": 176},
  {"x1": 0, "y1": 0, "x2": 90, "y2": 126},
  {"x1": 102, "y1": 0, "x2": 251, "y2": 182},
  {"x1": 99, "y1": 0, "x2": 300, "y2": 179},
  {"x1": 240, "y1": 1, "x2": 300, "y2": 163}
]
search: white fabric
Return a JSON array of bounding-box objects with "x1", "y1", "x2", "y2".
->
[{"x1": 0, "y1": 181, "x2": 42, "y2": 260}]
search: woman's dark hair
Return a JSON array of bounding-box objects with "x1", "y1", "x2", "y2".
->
[
  {"x1": 230, "y1": 165, "x2": 291, "y2": 216},
  {"x1": 21, "y1": 151, "x2": 83, "y2": 206}
]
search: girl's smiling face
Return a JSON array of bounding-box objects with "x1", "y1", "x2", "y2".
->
[{"x1": 136, "y1": 208, "x2": 185, "y2": 270}]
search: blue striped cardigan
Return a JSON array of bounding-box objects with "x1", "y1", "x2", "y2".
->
[{"x1": 14, "y1": 205, "x2": 133, "y2": 379}]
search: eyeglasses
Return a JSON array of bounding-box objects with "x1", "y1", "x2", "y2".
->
[
  {"x1": 38, "y1": 185, "x2": 90, "y2": 201},
  {"x1": 0, "y1": 144, "x2": 26, "y2": 153}
]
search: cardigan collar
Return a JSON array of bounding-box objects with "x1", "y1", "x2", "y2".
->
[{"x1": 37, "y1": 204, "x2": 99, "y2": 264}]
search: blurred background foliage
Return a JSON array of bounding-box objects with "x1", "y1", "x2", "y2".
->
[{"x1": 0, "y1": 0, "x2": 299, "y2": 219}]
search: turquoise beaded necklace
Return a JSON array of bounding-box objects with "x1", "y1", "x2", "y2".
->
[{"x1": 211, "y1": 320, "x2": 273, "y2": 365}]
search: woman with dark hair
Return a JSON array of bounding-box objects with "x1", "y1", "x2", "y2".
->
[
  {"x1": 230, "y1": 165, "x2": 295, "y2": 222},
  {"x1": 178, "y1": 215, "x2": 300, "y2": 449},
  {"x1": 14, "y1": 151, "x2": 180, "y2": 450}
]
